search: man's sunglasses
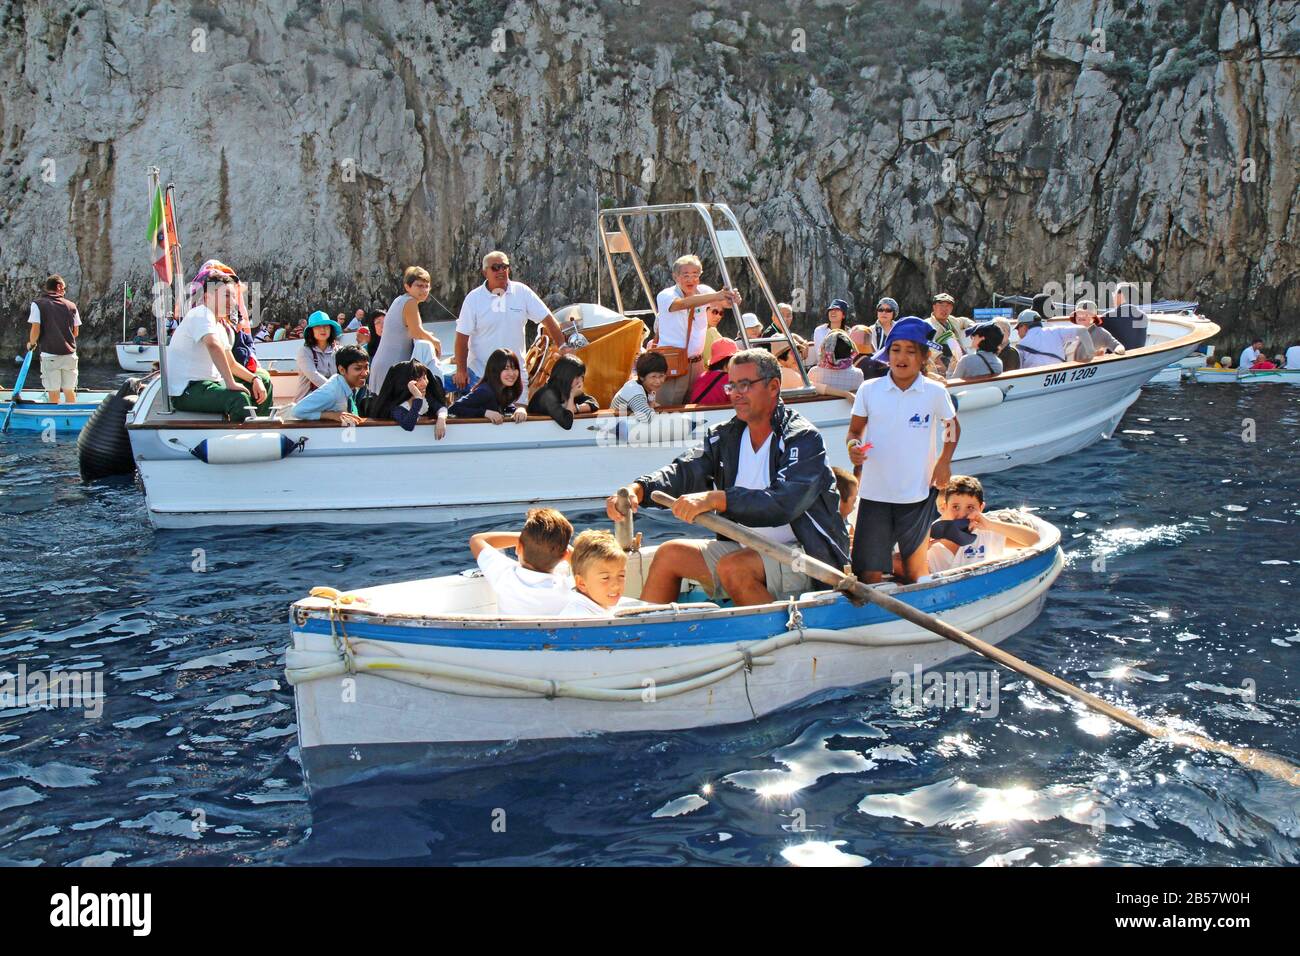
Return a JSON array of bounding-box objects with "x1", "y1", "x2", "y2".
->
[
  {"x1": 876, "y1": 307, "x2": 895, "y2": 313},
  {"x1": 488, "y1": 263, "x2": 511, "y2": 272}
]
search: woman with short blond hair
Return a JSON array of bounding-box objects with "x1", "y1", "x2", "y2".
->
[{"x1": 369, "y1": 266, "x2": 442, "y2": 398}]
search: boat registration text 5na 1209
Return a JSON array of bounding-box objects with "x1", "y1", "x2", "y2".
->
[{"x1": 1042, "y1": 365, "x2": 1099, "y2": 387}]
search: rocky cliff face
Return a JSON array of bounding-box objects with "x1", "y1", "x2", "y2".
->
[{"x1": 0, "y1": 0, "x2": 1296, "y2": 359}]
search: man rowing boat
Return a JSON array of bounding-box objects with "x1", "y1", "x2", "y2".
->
[{"x1": 605, "y1": 348, "x2": 849, "y2": 607}]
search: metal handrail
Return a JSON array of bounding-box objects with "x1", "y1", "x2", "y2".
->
[{"x1": 594, "y1": 203, "x2": 812, "y2": 389}]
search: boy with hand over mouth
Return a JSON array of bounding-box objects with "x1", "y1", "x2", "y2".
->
[{"x1": 928, "y1": 475, "x2": 1039, "y2": 573}]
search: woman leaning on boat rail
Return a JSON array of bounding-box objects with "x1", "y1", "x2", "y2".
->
[{"x1": 368, "y1": 266, "x2": 442, "y2": 397}]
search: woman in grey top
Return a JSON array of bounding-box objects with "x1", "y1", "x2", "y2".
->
[
  {"x1": 950, "y1": 322, "x2": 1005, "y2": 379},
  {"x1": 368, "y1": 266, "x2": 441, "y2": 396}
]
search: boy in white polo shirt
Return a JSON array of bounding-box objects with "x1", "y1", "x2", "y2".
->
[
  {"x1": 847, "y1": 317, "x2": 960, "y2": 584},
  {"x1": 469, "y1": 508, "x2": 574, "y2": 615}
]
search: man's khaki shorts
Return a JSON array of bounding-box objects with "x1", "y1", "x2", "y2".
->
[
  {"x1": 39, "y1": 352, "x2": 78, "y2": 392},
  {"x1": 696, "y1": 539, "x2": 812, "y2": 603}
]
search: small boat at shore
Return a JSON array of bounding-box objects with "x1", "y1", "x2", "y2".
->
[
  {"x1": 0, "y1": 388, "x2": 110, "y2": 434},
  {"x1": 1191, "y1": 367, "x2": 1300, "y2": 384},
  {"x1": 286, "y1": 511, "x2": 1063, "y2": 789}
]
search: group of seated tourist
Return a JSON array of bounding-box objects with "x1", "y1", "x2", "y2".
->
[
  {"x1": 168, "y1": 249, "x2": 1147, "y2": 439},
  {"x1": 1237, "y1": 337, "x2": 1300, "y2": 370}
]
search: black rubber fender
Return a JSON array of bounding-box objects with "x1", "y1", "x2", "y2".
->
[{"x1": 78, "y1": 377, "x2": 146, "y2": 481}]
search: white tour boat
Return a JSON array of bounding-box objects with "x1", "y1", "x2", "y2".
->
[
  {"x1": 286, "y1": 511, "x2": 1063, "y2": 788},
  {"x1": 123, "y1": 203, "x2": 1219, "y2": 529}
]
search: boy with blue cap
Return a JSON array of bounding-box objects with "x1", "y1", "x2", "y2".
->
[{"x1": 846, "y1": 317, "x2": 960, "y2": 584}]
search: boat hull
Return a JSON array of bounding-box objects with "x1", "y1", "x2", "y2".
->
[
  {"x1": 289, "y1": 537, "x2": 1063, "y2": 789},
  {"x1": 0, "y1": 390, "x2": 110, "y2": 434}
]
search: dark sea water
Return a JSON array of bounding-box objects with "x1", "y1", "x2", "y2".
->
[{"x1": 2, "y1": 368, "x2": 1297, "y2": 867}]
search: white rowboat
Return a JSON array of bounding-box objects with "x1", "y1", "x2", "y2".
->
[{"x1": 286, "y1": 514, "x2": 1063, "y2": 789}]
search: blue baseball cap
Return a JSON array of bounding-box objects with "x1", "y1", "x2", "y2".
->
[
  {"x1": 872, "y1": 315, "x2": 940, "y2": 362},
  {"x1": 827, "y1": 298, "x2": 851, "y2": 315}
]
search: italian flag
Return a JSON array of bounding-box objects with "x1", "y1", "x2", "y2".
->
[{"x1": 148, "y1": 185, "x2": 172, "y2": 283}]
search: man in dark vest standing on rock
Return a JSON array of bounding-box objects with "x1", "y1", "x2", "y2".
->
[{"x1": 26, "y1": 274, "x2": 81, "y2": 404}]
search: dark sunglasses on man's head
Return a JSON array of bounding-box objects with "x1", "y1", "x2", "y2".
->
[{"x1": 488, "y1": 263, "x2": 510, "y2": 272}]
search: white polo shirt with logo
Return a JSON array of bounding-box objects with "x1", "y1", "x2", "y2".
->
[
  {"x1": 851, "y1": 372, "x2": 957, "y2": 504},
  {"x1": 655, "y1": 284, "x2": 715, "y2": 356},
  {"x1": 927, "y1": 530, "x2": 1005, "y2": 573},
  {"x1": 456, "y1": 280, "x2": 551, "y2": 381}
]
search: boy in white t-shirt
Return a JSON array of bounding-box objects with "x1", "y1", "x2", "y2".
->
[
  {"x1": 469, "y1": 508, "x2": 574, "y2": 616},
  {"x1": 927, "y1": 475, "x2": 1040, "y2": 573},
  {"x1": 846, "y1": 317, "x2": 960, "y2": 584},
  {"x1": 559, "y1": 530, "x2": 647, "y2": 617}
]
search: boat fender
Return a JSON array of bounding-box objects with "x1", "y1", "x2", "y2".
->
[
  {"x1": 189, "y1": 433, "x2": 306, "y2": 464},
  {"x1": 77, "y1": 377, "x2": 147, "y2": 481},
  {"x1": 951, "y1": 384, "x2": 1004, "y2": 412}
]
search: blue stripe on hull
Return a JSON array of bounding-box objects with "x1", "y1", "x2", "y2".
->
[
  {"x1": 4, "y1": 409, "x2": 95, "y2": 432},
  {"x1": 298, "y1": 548, "x2": 1057, "y2": 651}
]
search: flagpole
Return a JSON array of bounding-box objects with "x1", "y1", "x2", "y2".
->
[
  {"x1": 121, "y1": 282, "x2": 127, "y2": 344},
  {"x1": 147, "y1": 166, "x2": 174, "y2": 413},
  {"x1": 165, "y1": 181, "x2": 185, "y2": 414}
]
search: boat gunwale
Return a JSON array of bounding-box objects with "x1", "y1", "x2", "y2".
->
[
  {"x1": 125, "y1": 315, "x2": 1219, "y2": 432},
  {"x1": 290, "y1": 515, "x2": 1062, "y2": 633}
]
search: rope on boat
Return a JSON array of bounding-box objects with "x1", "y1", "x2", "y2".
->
[{"x1": 284, "y1": 572, "x2": 1054, "y2": 703}]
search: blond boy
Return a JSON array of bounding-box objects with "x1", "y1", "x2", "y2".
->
[{"x1": 560, "y1": 530, "x2": 645, "y2": 616}]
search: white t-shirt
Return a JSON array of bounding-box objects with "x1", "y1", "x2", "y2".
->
[
  {"x1": 1285, "y1": 345, "x2": 1300, "y2": 370},
  {"x1": 455, "y1": 280, "x2": 551, "y2": 379},
  {"x1": 476, "y1": 545, "x2": 573, "y2": 616},
  {"x1": 735, "y1": 427, "x2": 798, "y2": 544},
  {"x1": 851, "y1": 373, "x2": 958, "y2": 504},
  {"x1": 344, "y1": 316, "x2": 363, "y2": 332},
  {"x1": 927, "y1": 530, "x2": 1005, "y2": 573},
  {"x1": 558, "y1": 591, "x2": 647, "y2": 617},
  {"x1": 1017, "y1": 325, "x2": 1080, "y2": 369},
  {"x1": 166, "y1": 304, "x2": 229, "y2": 396},
  {"x1": 655, "y1": 284, "x2": 715, "y2": 355},
  {"x1": 1240, "y1": 345, "x2": 1260, "y2": 369}
]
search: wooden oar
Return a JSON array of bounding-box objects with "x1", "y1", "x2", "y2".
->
[
  {"x1": 650, "y1": 490, "x2": 1300, "y2": 786},
  {"x1": 1, "y1": 348, "x2": 35, "y2": 433}
]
